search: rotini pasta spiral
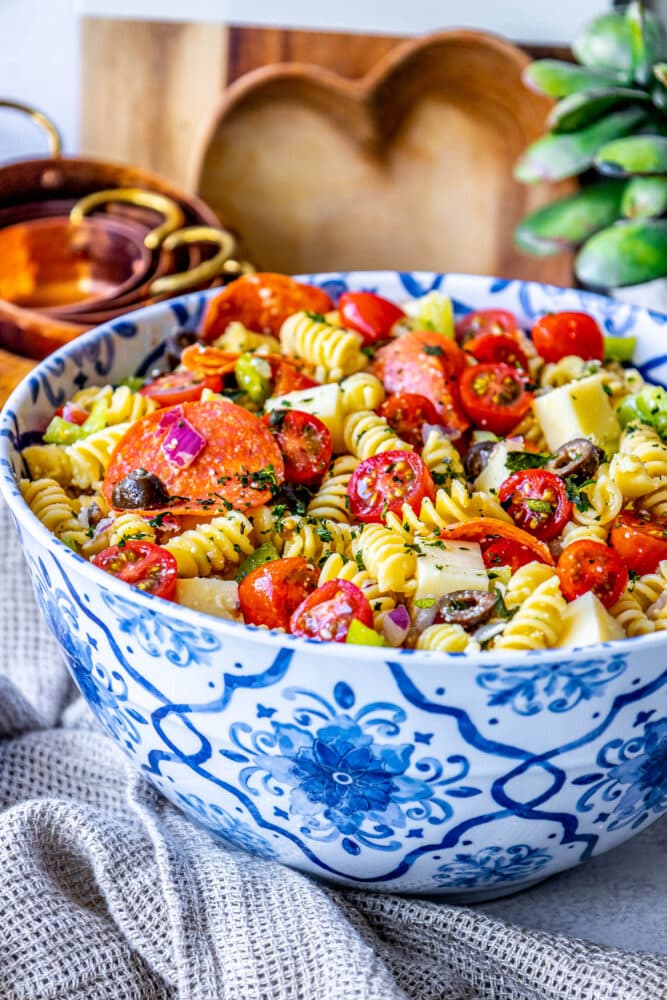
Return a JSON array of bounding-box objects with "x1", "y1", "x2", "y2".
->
[
  {"x1": 503, "y1": 562, "x2": 556, "y2": 609},
  {"x1": 608, "y1": 453, "x2": 655, "y2": 499},
  {"x1": 421, "y1": 429, "x2": 464, "y2": 483},
  {"x1": 317, "y1": 552, "x2": 396, "y2": 629},
  {"x1": 351, "y1": 523, "x2": 417, "y2": 594},
  {"x1": 631, "y1": 561, "x2": 667, "y2": 611},
  {"x1": 339, "y1": 372, "x2": 386, "y2": 414},
  {"x1": 493, "y1": 576, "x2": 566, "y2": 651},
  {"x1": 540, "y1": 355, "x2": 591, "y2": 389},
  {"x1": 19, "y1": 478, "x2": 79, "y2": 538},
  {"x1": 560, "y1": 520, "x2": 608, "y2": 548},
  {"x1": 164, "y1": 511, "x2": 254, "y2": 577},
  {"x1": 388, "y1": 481, "x2": 511, "y2": 538},
  {"x1": 342, "y1": 410, "x2": 412, "y2": 460},
  {"x1": 619, "y1": 424, "x2": 667, "y2": 479},
  {"x1": 307, "y1": 455, "x2": 359, "y2": 523},
  {"x1": 638, "y1": 484, "x2": 667, "y2": 518},
  {"x1": 609, "y1": 589, "x2": 654, "y2": 637},
  {"x1": 278, "y1": 516, "x2": 353, "y2": 563},
  {"x1": 279, "y1": 311, "x2": 367, "y2": 382},
  {"x1": 508, "y1": 409, "x2": 547, "y2": 450},
  {"x1": 108, "y1": 512, "x2": 157, "y2": 548},
  {"x1": 211, "y1": 321, "x2": 280, "y2": 355},
  {"x1": 73, "y1": 384, "x2": 157, "y2": 425},
  {"x1": 572, "y1": 464, "x2": 623, "y2": 527},
  {"x1": 416, "y1": 624, "x2": 481, "y2": 653}
]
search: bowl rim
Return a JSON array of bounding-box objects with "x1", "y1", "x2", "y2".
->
[{"x1": 3, "y1": 270, "x2": 667, "y2": 667}]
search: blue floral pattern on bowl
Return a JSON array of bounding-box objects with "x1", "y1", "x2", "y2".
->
[{"x1": 2, "y1": 272, "x2": 667, "y2": 898}]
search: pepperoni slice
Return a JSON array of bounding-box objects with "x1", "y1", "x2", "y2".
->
[
  {"x1": 201, "y1": 273, "x2": 334, "y2": 339},
  {"x1": 103, "y1": 399, "x2": 284, "y2": 514}
]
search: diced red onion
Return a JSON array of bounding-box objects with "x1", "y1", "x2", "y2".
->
[
  {"x1": 92, "y1": 515, "x2": 114, "y2": 537},
  {"x1": 159, "y1": 407, "x2": 206, "y2": 469},
  {"x1": 383, "y1": 605, "x2": 411, "y2": 647}
]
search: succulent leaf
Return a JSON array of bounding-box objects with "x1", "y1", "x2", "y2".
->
[
  {"x1": 548, "y1": 87, "x2": 652, "y2": 133},
  {"x1": 514, "y1": 181, "x2": 626, "y2": 255},
  {"x1": 572, "y1": 12, "x2": 635, "y2": 77},
  {"x1": 626, "y1": 1, "x2": 666, "y2": 85},
  {"x1": 595, "y1": 134, "x2": 667, "y2": 175},
  {"x1": 523, "y1": 60, "x2": 628, "y2": 98},
  {"x1": 621, "y1": 176, "x2": 667, "y2": 217},
  {"x1": 514, "y1": 108, "x2": 647, "y2": 183},
  {"x1": 576, "y1": 219, "x2": 667, "y2": 287},
  {"x1": 655, "y1": 63, "x2": 667, "y2": 88}
]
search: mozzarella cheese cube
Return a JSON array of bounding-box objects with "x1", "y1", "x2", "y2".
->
[
  {"x1": 533, "y1": 373, "x2": 621, "y2": 453},
  {"x1": 559, "y1": 590, "x2": 625, "y2": 647},
  {"x1": 264, "y1": 383, "x2": 345, "y2": 450},
  {"x1": 175, "y1": 579, "x2": 241, "y2": 620},
  {"x1": 475, "y1": 440, "x2": 524, "y2": 494},
  {"x1": 414, "y1": 540, "x2": 488, "y2": 603}
]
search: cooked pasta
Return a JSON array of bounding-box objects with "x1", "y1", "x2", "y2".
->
[
  {"x1": 279, "y1": 311, "x2": 367, "y2": 381},
  {"x1": 493, "y1": 576, "x2": 566, "y2": 651},
  {"x1": 342, "y1": 410, "x2": 412, "y2": 460},
  {"x1": 416, "y1": 624, "x2": 481, "y2": 653},
  {"x1": 339, "y1": 372, "x2": 386, "y2": 414},
  {"x1": 20, "y1": 274, "x2": 667, "y2": 655},
  {"x1": 307, "y1": 455, "x2": 359, "y2": 523},
  {"x1": 164, "y1": 511, "x2": 254, "y2": 577}
]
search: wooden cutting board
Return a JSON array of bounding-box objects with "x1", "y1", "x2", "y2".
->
[{"x1": 190, "y1": 30, "x2": 575, "y2": 280}]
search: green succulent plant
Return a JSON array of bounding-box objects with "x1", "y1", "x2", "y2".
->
[{"x1": 514, "y1": 1, "x2": 667, "y2": 290}]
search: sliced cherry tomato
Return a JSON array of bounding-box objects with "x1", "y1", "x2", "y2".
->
[
  {"x1": 455, "y1": 308, "x2": 519, "y2": 344},
  {"x1": 290, "y1": 579, "x2": 373, "y2": 642},
  {"x1": 103, "y1": 399, "x2": 284, "y2": 514},
  {"x1": 459, "y1": 363, "x2": 534, "y2": 436},
  {"x1": 202, "y1": 273, "x2": 333, "y2": 340},
  {"x1": 338, "y1": 291, "x2": 405, "y2": 345},
  {"x1": 267, "y1": 357, "x2": 319, "y2": 395},
  {"x1": 376, "y1": 393, "x2": 441, "y2": 449},
  {"x1": 442, "y1": 517, "x2": 555, "y2": 565},
  {"x1": 465, "y1": 332, "x2": 528, "y2": 370},
  {"x1": 556, "y1": 540, "x2": 628, "y2": 609},
  {"x1": 139, "y1": 370, "x2": 222, "y2": 406},
  {"x1": 610, "y1": 509, "x2": 667, "y2": 575},
  {"x1": 180, "y1": 344, "x2": 240, "y2": 376},
  {"x1": 239, "y1": 556, "x2": 318, "y2": 630},
  {"x1": 92, "y1": 540, "x2": 177, "y2": 600},
  {"x1": 54, "y1": 402, "x2": 89, "y2": 425},
  {"x1": 371, "y1": 330, "x2": 469, "y2": 436},
  {"x1": 498, "y1": 469, "x2": 572, "y2": 541},
  {"x1": 347, "y1": 450, "x2": 435, "y2": 523},
  {"x1": 531, "y1": 311, "x2": 604, "y2": 363},
  {"x1": 266, "y1": 409, "x2": 333, "y2": 485},
  {"x1": 482, "y1": 538, "x2": 539, "y2": 573}
]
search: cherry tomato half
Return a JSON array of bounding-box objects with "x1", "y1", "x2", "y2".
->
[
  {"x1": 556, "y1": 540, "x2": 628, "y2": 609},
  {"x1": 139, "y1": 370, "x2": 222, "y2": 406},
  {"x1": 482, "y1": 538, "x2": 539, "y2": 573},
  {"x1": 376, "y1": 393, "x2": 441, "y2": 449},
  {"x1": 347, "y1": 450, "x2": 435, "y2": 523},
  {"x1": 610, "y1": 509, "x2": 667, "y2": 575},
  {"x1": 268, "y1": 357, "x2": 319, "y2": 395},
  {"x1": 531, "y1": 311, "x2": 604, "y2": 364},
  {"x1": 465, "y1": 332, "x2": 528, "y2": 370},
  {"x1": 338, "y1": 291, "x2": 405, "y2": 346},
  {"x1": 290, "y1": 579, "x2": 373, "y2": 642},
  {"x1": 239, "y1": 556, "x2": 318, "y2": 630},
  {"x1": 92, "y1": 540, "x2": 178, "y2": 601},
  {"x1": 498, "y1": 469, "x2": 572, "y2": 541},
  {"x1": 371, "y1": 330, "x2": 469, "y2": 435},
  {"x1": 459, "y1": 363, "x2": 534, "y2": 436},
  {"x1": 202, "y1": 273, "x2": 334, "y2": 339},
  {"x1": 266, "y1": 409, "x2": 333, "y2": 485},
  {"x1": 455, "y1": 308, "x2": 519, "y2": 344}
]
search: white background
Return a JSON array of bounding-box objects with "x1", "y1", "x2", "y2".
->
[{"x1": 0, "y1": 0, "x2": 618, "y2": 162}]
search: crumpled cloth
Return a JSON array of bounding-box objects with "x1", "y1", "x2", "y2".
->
[{"x1": 1, "y1": 496, "x2": 666, "y2": 1000}]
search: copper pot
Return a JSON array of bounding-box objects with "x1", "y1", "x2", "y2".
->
[{"x1": 0, "y1": 100, "x2": 249, "y2": 360}]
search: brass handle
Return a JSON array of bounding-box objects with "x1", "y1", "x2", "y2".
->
[
  {"x1": 148, "y1": 226, "x2": 253, "y2": 297},
  {"x1": 70, "y1": 188, "x2": 185, "y2": 250},
  {"x1": 0, "y1": 99, "x2": 62, "y2": 157}
]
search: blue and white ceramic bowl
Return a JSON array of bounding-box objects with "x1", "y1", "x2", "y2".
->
[{"x1": 1, "y1": 272, "x2": 666, "y2": 900}]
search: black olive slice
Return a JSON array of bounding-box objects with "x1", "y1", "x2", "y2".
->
[
  {"x1": 547, "y1": 438, "x2": 603, "y2": 483},
  {"x1": 111, "y1": 469, "x2": 171, "y2": 509},
  {"x1": 434, "y1": 590, "x2": 498, "y2": 630}
]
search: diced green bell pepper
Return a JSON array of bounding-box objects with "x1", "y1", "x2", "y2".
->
[
  {"x1": 603, "y1": 334, "x2": 637, "y2": 362},
  {"x1": 43, "y1": 397, "x2": 108, "y2": 445},
  {"x1": 616, "y1": 384, "x2": 667, "y2": 437},
  {"x1": 345, "y1": 618, "x2": 385, "y2": 646},
  {"x1": 235, "y1": 353, "x2": 272, "y2": 404},
  {"x1": 234, "y1": 541, "x2": 280, "y2": 582}
]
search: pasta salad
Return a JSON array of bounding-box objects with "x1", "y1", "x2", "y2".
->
[{"x1": 19, "y1": 272, "x2": 667, "y2": 652}]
